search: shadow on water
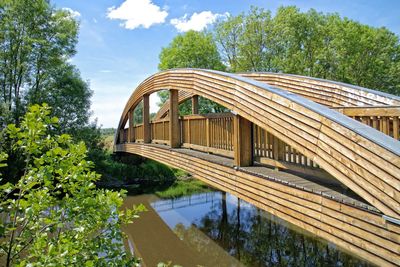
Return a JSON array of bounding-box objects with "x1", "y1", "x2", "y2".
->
[{"x1": 124, "y1": 190, "x2": 374, "y2": 267}]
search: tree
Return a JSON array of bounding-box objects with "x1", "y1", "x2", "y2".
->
[
  {"x1": 0, "y1": 104, "x2": 144, "y2": 266},
  {"x1": 158, "y1": 30, "x2": 228, "y2": 115},
  {"x1": 26, "y1": 63, "x2": 93, "y2": 136},
  {"x1": 0, "y1": 0, "x2": 78, "y2": 123},
  {"x1": 0, "y1": 1, "x2": 103, "y2": 183},
  {"x1": 213, "y1": 5, "x2": 400, "y2": 95},
  {"x1": 238, "y1": 7, "x2": 274, "y2": 72},
  {"x1": 214, "y1": 15, "x2": 243, "y2": 72},
  {"x1": 158, "y1": 30, "x2": 225, "y2": 71}
]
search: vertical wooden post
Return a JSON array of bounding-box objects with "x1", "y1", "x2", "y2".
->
[
  {"x1": 143, "y1": 94, "x2": 151, "y2": 143},
  {"x1": 169, "y1": 89, "x2": 180, "y2": 148},
  {"x1": 192, "y1": 95, "x2": 199, "y2": 114},
  {"x1": 394, "y1": 117, "x2": 399, "y2": 140},
  {"x1": 128, "y1": 109, "x2": 134, "y2": 142},
  {"x1": 188, "y1": 118, "x2": 191, "y2": 144},
  {"x1": 233, "y1": 115, "x2": 253, "y2": 167},
  {"x1": 119, "y1": 129, "x2": 125, "y2": 143},
  {"x1": 206, "y1": 118, "x2": 210, "y2": 148}
]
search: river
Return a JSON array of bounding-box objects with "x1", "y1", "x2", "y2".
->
[{"x1": 123, "y1": 190, "x2": 373, "y2": 267}]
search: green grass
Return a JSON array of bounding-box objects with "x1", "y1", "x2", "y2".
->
[{"x1": 155, "y1": 179, "x2": 212, "y2": 199}]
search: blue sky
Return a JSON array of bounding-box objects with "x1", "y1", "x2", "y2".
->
[{"x1": 52, "y1": 0, "x2": 400, "y2": 128}]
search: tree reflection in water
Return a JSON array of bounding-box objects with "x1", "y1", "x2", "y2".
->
[{"x1": 172, "y1": 192, "x2": 373, "y2": 267}]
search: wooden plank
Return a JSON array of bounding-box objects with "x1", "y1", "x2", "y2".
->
[
  {"x1": 181, "y1": 143, "x2": 233, "y2": 158},
  {"x1": 332, "y1": 106, "x2": 400, "y2": 117},
  {"x1": 394, "y1": 117, "x2": 399, "y2": 140},
  {"x1": 233, "y1": 115, "x2": 253, "y2": 167},
  {"x1": 254, "y1": 156, "x2": 334, "y2": 181},
  {"x1": 169, "y1": 89, "x2": 180, "y2": 148},
  {"x1": 206, "y1": 118, "x2": 210, "y2": 148}
]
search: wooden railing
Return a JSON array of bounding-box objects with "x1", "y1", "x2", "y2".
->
[
  {"x1": 150, "y1": 119, "x2": 169, "y2": 144},
  {"x1": 133, "y1": 124, "x2": 144, "y2": 141},
  {"x1": 253, "y1": 125, "x2": 318, "y2": 167},
  {"x1": 127, "y1": 107, "x2": 400, "y2": 180},
  {"x1": 251, "y1": 125, "x2": 330, "y2": 180},
  {"x1": 333, "y1": 106, "x2": 400, "y2": 140},
  {"x1": 180, "y1": 113, "x2": 234, "y2": 157},
  {"x1": 127, "y1": 113, "x2": 322, "y2": 172}
]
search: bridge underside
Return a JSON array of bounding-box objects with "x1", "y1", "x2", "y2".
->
[{"x1": 116, "y1": 142, "x2": 399, "y2": 266}]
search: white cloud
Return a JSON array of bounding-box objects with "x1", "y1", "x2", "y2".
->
[
  {"x1": 107, "y1": 0, "x2": 168, "y2": 30},
  {"x1": 170, "y1": 11, "x2": 229, "y2": 32},
  {"x1": 62, "y1": 7, "x2": 81, "y2": 18}
]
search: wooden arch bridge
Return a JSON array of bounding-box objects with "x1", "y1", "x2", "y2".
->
[{"x1": 114, "y1": 69, "x2": 400, "y2": 266}]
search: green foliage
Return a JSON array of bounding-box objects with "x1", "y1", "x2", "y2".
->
[
  {"x1": 158, "y1": 30, "x2": 225, "y2": 71},
  {"x1": 214, "y1": 6, "x2": 400, "y2": 95},
  {"x1": 155, "y1": 179, "x2": 211, "y2": 199},
  {"x1": 27, "y1": 64, "x2": 93, "y2": 136},
  {"x1": 100, "y1": 128, "x2": 116, "y2": 137},
  {"x1": 0, "y1": 0, "x2": 98, "y2": 185},
  {"x1": 0, "y1": 104, "x2": 144, "y2": 266},
  {"x1": 0, "y1": 0, "x2": 80, "y2": 122}
]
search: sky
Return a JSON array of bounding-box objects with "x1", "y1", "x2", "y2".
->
[{"x1": 52, "y1": 0, "x2": 400, "y2": 128}]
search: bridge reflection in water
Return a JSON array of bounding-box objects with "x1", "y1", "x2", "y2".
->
[
  {"x1": 116, "y1": 69, "x2": 400, "y2": 266},
  {"x1": 124, "y1": 191, "x2": 372, "y2": 266}
]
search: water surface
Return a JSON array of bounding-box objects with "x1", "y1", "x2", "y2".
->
[{"x1": 123, "y1": 191, "x2": 373, "y2": 267}]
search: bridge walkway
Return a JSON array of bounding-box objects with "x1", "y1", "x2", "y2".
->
[{"x1": 147, "y1": 143, "x2": 378, "y2": 213}]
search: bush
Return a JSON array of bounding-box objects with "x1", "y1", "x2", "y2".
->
[{"x1": 0, "y1": 104, "x2": 145, "y2": 266}]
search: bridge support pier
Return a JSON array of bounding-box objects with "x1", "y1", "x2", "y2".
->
[
  {"x1": 169, "y1": 89, "x2": 180, "y2": 148},
  {"x1": 233, "y1": 115, "x2": 253, "y2": 167},
  {"x1": 143, "y1": 94, "x2": 151, "y2": 143},
  {"x1": 192, "y1": 95, "x2": 199, "y2": 114}
]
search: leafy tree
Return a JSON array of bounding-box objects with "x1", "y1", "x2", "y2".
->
[
  {"x1": 0, "y1": 0, "x2": 78, "y2": 123},
  {"x1": 213, "y1": 6, "x2": 400, "y2": 95},
  {"x1": 238, "y1": 7, "x2": 274, "y2": 72},
  {"x1": 158, "y1": 30, "x2": 225, "y2": 71},
  {"x1": 0, "y1": 104, "x2": 144, "y2": 266},
  {"x1": 0, "y1": 1, "x2": 103, "y2": 183},
  {"x1": 214, "y1": 15, "x2": 243, "y2": 72},
  {"x1": 26, "y1": 64, "x2": 93, "y2": 136},
  {"x1": 158, "y1": 31, "x2": 228, "y2": 115}
]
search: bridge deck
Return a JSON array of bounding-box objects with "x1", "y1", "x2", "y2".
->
[{"x1": 147, "y1": 143, "x2": 379, "y2": 213}]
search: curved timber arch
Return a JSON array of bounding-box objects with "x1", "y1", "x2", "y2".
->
[
  {"x1": 154, "y1": 72, "x2": 400, "y2": 119},
  {"x1": 115, "y1": 68, "x2": 400, "y2": 219}
]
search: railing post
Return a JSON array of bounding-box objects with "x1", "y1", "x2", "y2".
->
[
  {"x1": 128, "y1": 109, "x2": 134, "y2": 142},
  {"x1": 206, "y1": 118, "x2": 210, "y2": 148},
  {"x1": 188, "y1": 118, "x2": 191, "y2": 144},
  {"x1": 233, "y1": 115, "x2": 253, "y2": 167},
  {"x1": 192, "y1": 95, "x2": 199, "y2": 114},
  {"x1": 119, "y1": 129, "x2": 125, "y2": 143},
  {"x1": 143, "y1": 94, "x2": 151, "y2": 143},
  {"x1": 169, "y1": 89, "x2": 180, "y2": 148}
]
